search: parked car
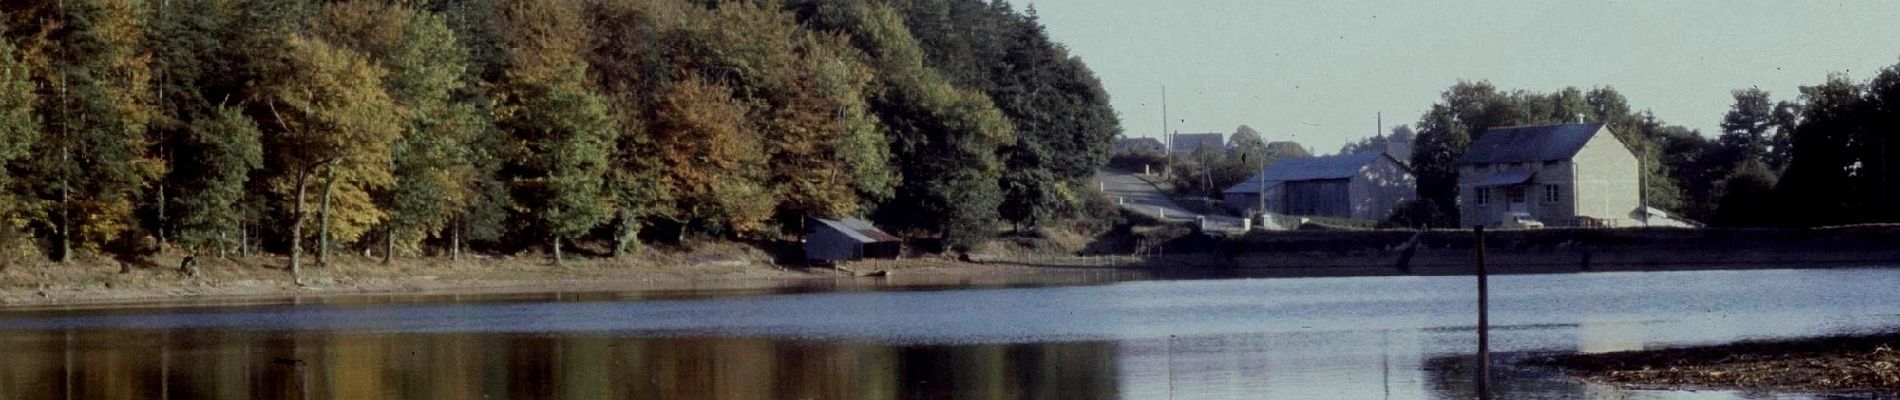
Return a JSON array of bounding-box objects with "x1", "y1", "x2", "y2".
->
[{"x1": 1498, "y1": 212, "x2": 1545, "y2": 229}]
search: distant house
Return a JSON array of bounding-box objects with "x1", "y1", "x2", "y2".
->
[
  {"x1": 1456, "y1": 123, "x2": 1641, "y2": 227},
  {"x1": 1169, "y1": 132, "x2": 1225, "y2": 155},
  {"x1": 1114, "y1": 137, "x2": 1165, "y2": 155},
  {"x1": 805, "y1": 217, "x2": 902, "y2": 263},
  {"x1": 1222, "y1": 152, "x2": 1415, "y2": 220}
]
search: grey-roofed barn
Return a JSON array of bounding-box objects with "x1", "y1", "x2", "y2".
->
[
  {"x1": 805, "y1": 217, "x2": 901, "y2": 263},
  {"x1": 1455, "y1": 123, "x2": 1645, "y2": 227},
  {"x1": 1223, "y1": 152, "x2": 1414, "y2": 220}
]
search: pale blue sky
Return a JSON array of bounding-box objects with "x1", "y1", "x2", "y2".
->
[{"x1": 1026, "y1": 0, "x2": 1900, "y2": 154}]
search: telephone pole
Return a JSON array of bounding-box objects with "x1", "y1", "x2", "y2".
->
[{"x1": 1162, "y1": 86, "x2": 1171, "y2": 180}]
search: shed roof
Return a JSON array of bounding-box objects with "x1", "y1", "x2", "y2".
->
[
  {"x1": 1458, "y1": 123, "x2": 1606, "y2": 164},
  {"x1": 812, "y1": 217, "x2": 901, "y2": 243},
  {"x1": 1223, "y1": 152, "x2": 1394, "y2": 194}
]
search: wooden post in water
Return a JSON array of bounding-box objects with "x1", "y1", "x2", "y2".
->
[{"x1": 1475, "y1": 225, "x2": 1491, "y2": 400}]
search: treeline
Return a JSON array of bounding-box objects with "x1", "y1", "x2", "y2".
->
[
  {"x1": 0, "y1": 0, "x2": 1121, "y2": 270},
  {"x1": 1401, "y1": 60, "x2": 1900, "y2": 228}
]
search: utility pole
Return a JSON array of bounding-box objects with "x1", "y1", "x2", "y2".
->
[
  {"x1": 1640, "y1": 144, "x2": 1650, "y2": 227},
  {"x1": 1475, "y1": 225, "x2": 1492, "y2": 400},
  {"x1": 1162, "y1": 86, "x2": 1171, "y2": 180}
]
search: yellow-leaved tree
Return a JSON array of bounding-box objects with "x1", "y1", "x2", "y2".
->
[{"x1": 259, "y1": 35, "x2": 401, "y2": 282}]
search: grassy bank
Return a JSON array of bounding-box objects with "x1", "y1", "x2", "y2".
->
[{"x1": 1532, "y1": 333, "x2": 1900, "y2": 391}]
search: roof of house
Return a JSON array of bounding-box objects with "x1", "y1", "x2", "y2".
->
[
  {"x1": 1474, "y1": 170, "x2": 1535, "y2": 187},
  {"x1": 1171, "y1": 132, "x2": 1225, "y2": 152},
  {"x1": 1223, "y1": 152, "x2": 1399, "y2": 194},
  {"x1": 1457, "y1": 123, "x2": 1607, "y2": 164},
  {"x1": 1115, "y1": 137, "x2": 1164, "y2": 150},
  {"x1": 812, "y1": 217, "x2": 901, "y2": 243}
]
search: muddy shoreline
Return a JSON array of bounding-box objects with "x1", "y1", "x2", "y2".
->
[
  {"x1": 0, "y1": 251, "x2": 1158, "y2": 309},
  {"x1": 1529, "y1": 333, "x2": 1900, "y2": 392}
]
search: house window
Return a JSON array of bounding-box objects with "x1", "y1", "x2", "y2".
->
[
  {"x1": 1544, "y1": 184, "x2": 1561, "y2": 203},
  {"x1": 1474, "y1": 187, "x2": 1490, "y2": 206},
  {"x1": 1506, "y1": 187, "x2": 1526, "y2": 204}
]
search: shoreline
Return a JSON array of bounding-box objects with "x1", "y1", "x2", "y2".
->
[
  {"x1": 1529, "y1": 333, "x2": 1900, "y2": 392},
  {"x1": 0, "y1": 252, "x2": 1161, "y2": 310}
]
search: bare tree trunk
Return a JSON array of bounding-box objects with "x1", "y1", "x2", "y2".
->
[
  {"x1": 156, "y1": 183, "x2": 167, "y2": 249},
  {"x1": 289, "y1": 168, "x2": 313, "y2": 285},
  {"x1": 241, "y1": 222, "x2": 254, "y2": 257},
  {"x1": 56, "y1": 76, "x2": 71, "y2": 264},
  {"x1": 551, "y1": 236, "x2": 563, "y2": 265},
  {"x1": 316, "y1": 167, "x2": 335, "y2": 267},
  {"x1": 58, "y1": 176, "x2": 71, "y2": 264},
  {"x1": 381, "y1": 226, "x2": 393, "y2": 265},
  {"x1": 450, "y1": 220, "x2": 462, "y2": 262}
]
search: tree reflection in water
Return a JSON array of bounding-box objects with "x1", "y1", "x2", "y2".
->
[{"x1": 0, "y1": 329, "x2": 1119, "y2": 400}]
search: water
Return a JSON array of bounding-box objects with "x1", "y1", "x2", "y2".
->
[{"x1": 2, "y1": 267, "x2": 1899, "y2": 399}]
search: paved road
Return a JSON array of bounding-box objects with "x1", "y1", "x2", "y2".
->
[{"x1": 1093, "y1": 169, "x2": 1248, "y2": 233}]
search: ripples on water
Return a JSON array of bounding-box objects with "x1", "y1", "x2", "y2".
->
[{"x1": 2, "y1": 268, "x2": 1899, "y2": 399}]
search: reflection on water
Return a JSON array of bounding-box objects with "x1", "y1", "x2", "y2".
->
[
  {"x1": 0, "y1": 330, "x2": 1119, "y2": 400},
  {"x1": 4, "y1": 268, "x2": 1900, "y2": 399}
]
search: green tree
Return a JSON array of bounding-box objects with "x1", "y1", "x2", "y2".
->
[
  {"x1": 1408, "y1": 82, "x2": 1499, "y2": 226},
  {"x1": 1773, "y1": 74, "x2": 1866, "y2": 226},
  {"x1": 172, "y1": 105, "x2": 261, "y2": 257},
  {"x1": 0, "y1": 27, "x2": 41, "y2": 256},
  {"x1": 494, "y1": 0, "x2": 617, "y2": 263},
  {"x1": 1721, "y1": 88, "x2": 1778, "y2": 165},
  {"x1": 1715, "y1": 159, "x2": 1778, "y2": 227}
]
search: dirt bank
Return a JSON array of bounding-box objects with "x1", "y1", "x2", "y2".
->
[
  {"x1": 0, "y1": 243, "x2": 1122, "y2": 309},
  {"x1": 1531, "y1": 333, "x2": 1900, "y2": 392}
]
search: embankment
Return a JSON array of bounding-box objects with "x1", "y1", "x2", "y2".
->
[{"x1": 1158, "y1": 225, "x2": 1900, "y2": 274}]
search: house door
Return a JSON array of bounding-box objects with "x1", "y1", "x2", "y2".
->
[{"x1": 1505, "y1": 186, "x2": 1528, "y2": 213}]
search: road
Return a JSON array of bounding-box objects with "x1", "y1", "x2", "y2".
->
[{"x1": 1093, "y1": 169, "x2": 1250, "y2": 233}]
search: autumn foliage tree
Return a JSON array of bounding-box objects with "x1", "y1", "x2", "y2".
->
[
  {"x1": 259, "y1": 36, "x2": 402, "y2": 281},
  {"x1": 0, "y1": 0, "x2": 1123, "y2": 268}
]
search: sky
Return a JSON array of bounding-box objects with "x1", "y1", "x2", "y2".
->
[{"x1": 1024, "y1": 0, "x2": 1900, "y2": 155}]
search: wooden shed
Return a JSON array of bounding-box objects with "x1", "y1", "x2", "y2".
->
[{"x1": 805, "y1": 217, "x2": 902, "y2": 263}]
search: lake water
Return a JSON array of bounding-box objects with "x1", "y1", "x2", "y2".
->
[{"x1": 2, "y1": 267, "x2": 1899, "y2": 399}]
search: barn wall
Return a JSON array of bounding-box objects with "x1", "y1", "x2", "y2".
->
[{"x1": 1284, "y1": 179, "x2": 1351, "y2": 218}]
